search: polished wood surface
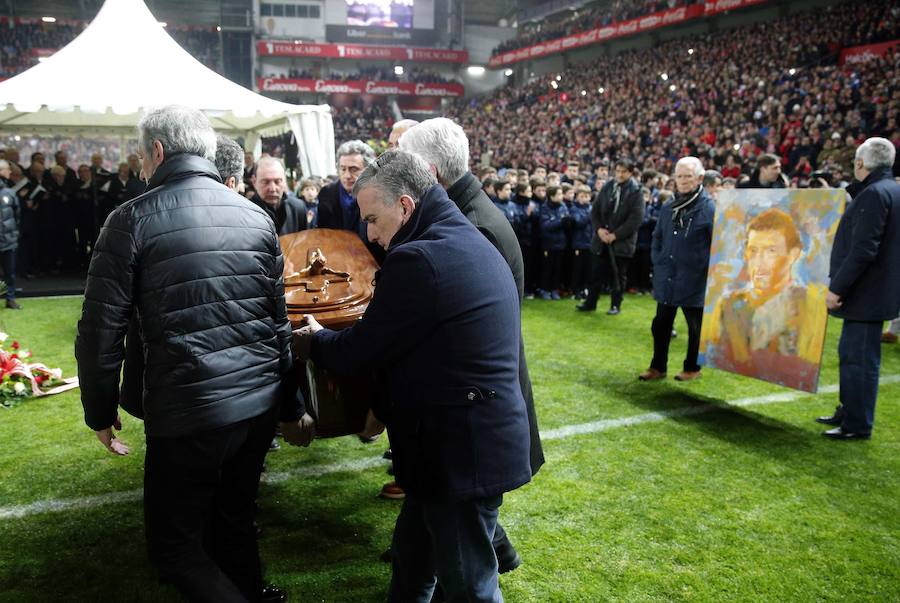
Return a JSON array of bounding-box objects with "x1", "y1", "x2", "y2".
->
[
  {"x1": 280, "y1": 229, "x2": 378, "y2": 330},
  {"x1": 279, "y1": 229, "x2": 379, "y2": 437}
]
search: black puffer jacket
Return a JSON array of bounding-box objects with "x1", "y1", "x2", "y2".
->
[
  {"x1": 76, "y1": 154, "x2": 300, "y2": 438},
  {"x1": 0, "y1": 182, "x2": 19, "y2": 252}
]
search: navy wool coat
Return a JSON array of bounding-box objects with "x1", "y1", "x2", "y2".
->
[
  {"x1": 311, "y1": 184, "x2": 532, "y2": 501},
  {"x1": 829, "y1": 168, "x2": 900, "y2": 322},
  {"x1": 651, "y1": 186, "x2": 716, "y2": 308}
]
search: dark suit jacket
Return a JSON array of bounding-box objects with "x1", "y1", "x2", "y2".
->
[
  {"x1": 447, "y1": 172, "x2": 544, "y2": 475},
  {"x1": 311, "y1": 184, "x2": 532, "y2": 501},
  {"x1": 316, "y1": 180, "x2": 385, "y2": 264},
  {"x1": 829, "y1": 168, "x2": 900, "y2": 321},
  {"x1": 590, "y1": 177, "x2": 644, "y2": 257}
]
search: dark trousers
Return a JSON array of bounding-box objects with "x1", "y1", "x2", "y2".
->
[
  {"x1": 144, "y1": 407, "x2": 277, "y2": 603},
  {"x1": 0, "y1": 249, "x2": 15, "y2": 300},
  {"x1": 569, "y1": 248, "x2": 591, "y2": 294},
  {"x1": 650, "y1": 303, "x2": 703, "y2": 373},
  {"x1": 585, "y1": 250, "x2": 630, "y2": 310},
  {"x1": 520, "y1": 243, "x2": 537, "y2": 294},
  {"x1": 540, "y1": 249, "x2": 564, "y2": 292},
  {"x1": 389, "y1": 494, "x2": 503, "y2": 603},
  {"x1": 630, "y1": 248, "x2": 652, "y2": 292},
  {"x1": 838, "y1": 320, "x2": 883, "y2": 433}
]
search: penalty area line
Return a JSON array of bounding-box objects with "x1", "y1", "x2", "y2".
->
[{"x1": 1, "y1": 375, "x2": 898, "y2": 521}]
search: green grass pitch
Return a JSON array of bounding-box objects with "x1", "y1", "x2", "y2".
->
[{"x1": 0, "y1": 295, "x2": 897, "y2": 602}]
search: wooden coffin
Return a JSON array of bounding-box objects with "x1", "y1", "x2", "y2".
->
[{"x1": 280, "y1": 229, "x2": 378, "y2": 438}]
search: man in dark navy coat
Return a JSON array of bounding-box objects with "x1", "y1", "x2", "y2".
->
[
  {"x1": 818, "y1": 137, "x2": 900, "y2": 439},
  {"x1": 294, "y1": 150, "x2": 531, "y2": 602},
  {"x1": 400, "y1": 116, "x2": 544, "y2": 576}
]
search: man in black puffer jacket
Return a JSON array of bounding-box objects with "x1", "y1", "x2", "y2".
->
[{"x1": 76, "y1": 105, "x2": 313, "y2": 603}]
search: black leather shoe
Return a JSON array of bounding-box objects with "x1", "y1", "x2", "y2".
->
[
  {"x1": 261, "y1": 584, "x2": 287, "y2": 602},
  {"x1": 576, "y1": 303, "x2": 596, "y2": 312},
  {"x1": 5, "y1": 300, "x2": 21, "y2": 310},
  {"x1": 822, "y1": 427, "x2": 871, "y2": 440},
  {"x1": 815, "y1": 404, "x2": 844, "y2": 425},
  {"x1": 494, "y1": 540, "x2": 523, "y2": 574}
]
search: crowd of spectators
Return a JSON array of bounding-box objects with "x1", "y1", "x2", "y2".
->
[
  {"x1": 452, "y1": 0, "x2": 899, "y2": 188},
  {"x1": 0, "y1": 136, "x2": 139, "y2": 170},
  {"x1": 331, "y1": 102, "x2": 395, "y2": 148},
  {"x1": 493, "y1": 0, "x2": 698, "y2": 57},
  {"x1": 0, "y1": 19, "x2": 221, "y2": 78}
]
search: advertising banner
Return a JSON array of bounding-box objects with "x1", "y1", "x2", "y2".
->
[
  {"x1": 256, "y1": 41, "x2": 468, "y2": 63},
  {"x1": 839, "y1": 39, "x2": 900, "y2": 65},
  {"x1": 258, "y1": 77, "x2": 464, "y2": 97}
]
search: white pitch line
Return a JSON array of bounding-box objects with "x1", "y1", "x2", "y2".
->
[{"x1": 2, "y1": 375, "x2": 898, "y2": 521}]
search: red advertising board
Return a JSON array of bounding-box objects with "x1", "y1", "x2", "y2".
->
[
  {"x1": 839, "y1": 39, "x2": 900, "y2": 66},
  {"x1": 256, "y1": 41, "x2": 469, "y2": 64},
  {"x1": 257, "y1": 77, "x2": 465, "y2": 97},
  {"x1": 488, "y1": 0, "x2": 770, "y2": 67}
]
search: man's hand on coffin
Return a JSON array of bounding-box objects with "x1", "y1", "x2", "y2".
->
[
  {"x1": 281, "y1": 412, "x2": 316, "y2": 447},
  {"x1": 291, "y1": 315, "x2": 324, "y2": 361}
]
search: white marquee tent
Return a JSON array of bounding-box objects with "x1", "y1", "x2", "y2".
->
[{"x1": 0, "y1": 0, "x2": 335, "y2": 177}]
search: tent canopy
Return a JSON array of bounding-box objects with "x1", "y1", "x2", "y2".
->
[{"x1": 0, "y1": 0, "x2": 334, "y2": 176}]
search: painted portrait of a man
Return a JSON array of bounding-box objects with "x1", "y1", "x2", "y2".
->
[{"x1": 699, "y1": 189, "x2": 846, "y2": 392}]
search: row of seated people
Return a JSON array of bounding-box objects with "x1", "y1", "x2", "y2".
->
[{"x1": 454, "y1": 0, "x2": 899, "y2": 190}]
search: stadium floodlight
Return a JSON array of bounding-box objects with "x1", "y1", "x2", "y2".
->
[
  {"x1": 216, "y1": 26, "x2": 222, "y2": 32},
  {"x1": 467, "y1": 66, "x2": 485, "y2": 76},
  {"x1": 598, "y1": 87, "x2": 605, "y2": 94},
  {"x1": 13, "y1": 135, "x2": 20, "y2": 141},
  {"x1": 394, "y1": 65, "x2": 404, "y2": 75},
  {"x1": 556, "y1": 75, "x2": 561, "y2": 81},
  {"x1": 504, "y1": 69, "x2": 513, "y2": 77},
  {"x1": 581, "y1": 90, "x2": 586, "y2": 96},
  {"x1": 669, "y1": 84, "x2": 676, "y2": 91},
  {"x1": 688, "y1": 48, "x2": 694, "y2": 55},
  {"x1": 551, "y1": 81, "x2": 558, "y2": 89},
  {"x1": 788, "y1": 68, "x2": 797, "y2": 75},
  {"x1": 158, "y1": 21, "x2": 167, "y2": 27},
  {"x1": 660, "y1": 73, "x2": 668, "y2": 81},
  {"x1": 42, "y1": 16, "x2": 56, "y2": 23},
  {"x1": 733, "y1": 143, "x2": 741, "y2": 151}
]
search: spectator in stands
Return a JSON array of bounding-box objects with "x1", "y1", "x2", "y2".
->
[
  {"x1": 578, "y1": 160, "x2": 644, "y2": 315},
  {"x1": 317, "y1": 139, "x2": 380, "y2": 247},
  {"x1": 740, "y1": 154, "x2": 786, "y2": 189},
  {"x1": 0, "y1": 160, "x2": 21, "y2": 309},
  {"x1": 249, "y1": 156, "x2": 308, "y2": 235},
  {"x1": 639, "y1": 156, "x2": 715, "y2": 383}
]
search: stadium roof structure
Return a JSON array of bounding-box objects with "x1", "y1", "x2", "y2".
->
[{"x1": 0, "y1": 0, "x2": 335, "y2": 177}]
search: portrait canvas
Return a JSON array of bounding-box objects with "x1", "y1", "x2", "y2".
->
[{"x1": 699, "y1": 189, "x2": 847, "y2": 393}]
